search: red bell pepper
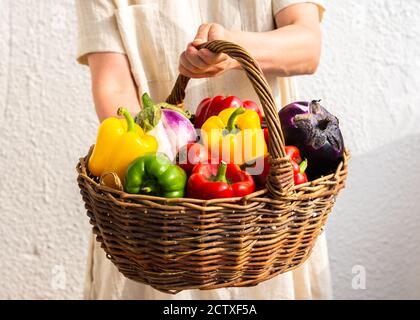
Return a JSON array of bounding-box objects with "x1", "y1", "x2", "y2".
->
[
  {"x1": 263, "y1": 128, "x2": 269, "y2": 148},
  {"x1": 194, "y1": 96, "x2": 262, "y2": 128},
  {"x1": 175, "y1": 143, "x2": 209, "y2": 175},
  {"x1": 241, "y1": 156, "x2": 269, "y2": 188},
  {"x1": 187, "y1": 161, "x2": 255, "y2": 199},
  {"x1": 243, "y1": 145, "x2": 308, "y2": 188}
]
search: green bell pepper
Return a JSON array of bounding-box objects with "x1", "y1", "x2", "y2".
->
[{"x1": 124, "y1": 153, "x2": 187, "y2": 198}]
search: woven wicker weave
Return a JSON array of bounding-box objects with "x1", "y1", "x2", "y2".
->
[{"x1": 76, "y1": 40, "x2": 349, "y2": 294}]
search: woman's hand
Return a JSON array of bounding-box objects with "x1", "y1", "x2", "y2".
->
[
  {"x1": 180, "y1": 4, "x2": 321, "y2": 78},
  {"x1": 179, "y1": 23, "x2": 239, "y2": 78}
]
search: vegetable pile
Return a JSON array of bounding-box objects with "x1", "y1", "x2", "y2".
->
[{"x1": 88, "y1": 94, "x2": 344, "y2": 199}]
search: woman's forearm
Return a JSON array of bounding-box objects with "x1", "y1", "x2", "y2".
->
[
  {"x1": 227, "y1": 24, "x2": 321, "y2": 76},
  {"x1": 92, "y1": 86, "x2": 140, "y2": 122},
  {"x1": 226, "y1": 3, "x2": 322, "y2": 77},
  {"x1": 88, "y1": 53, "x2": 140, "y2": 122}
]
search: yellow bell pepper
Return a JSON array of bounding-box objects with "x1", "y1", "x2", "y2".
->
[
  {"x1": 201, "y1": 107, "x2": 267, "y2": 165},
  {"x1": 88, "y1": 107, "x2": 158, "y2": 181}
]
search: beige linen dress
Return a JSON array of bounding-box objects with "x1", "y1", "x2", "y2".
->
[{"x1": 76, "y1": 0, "x2": 331, "y2": 300}]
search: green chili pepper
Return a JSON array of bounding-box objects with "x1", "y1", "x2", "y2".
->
[{"x1": 124, "y1": 153, "x2": 187, "y2": 198}]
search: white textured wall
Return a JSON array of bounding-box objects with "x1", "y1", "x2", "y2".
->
[
  {"x1": 0, "y1": 0, "x2": 94, "y2": 299},
  {"x1": 299, "y1": 0, "x2": 420, "y2": 299},
  {"x1": 0, "y1": 0, "x2": 419, "y2": 299}
]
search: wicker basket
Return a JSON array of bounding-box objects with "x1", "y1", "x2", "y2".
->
[{"x1": 76, "y1": 40, "x2": 349, "y2": 294}]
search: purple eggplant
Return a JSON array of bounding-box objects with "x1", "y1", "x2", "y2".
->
[{"x1": 279, "y1": 100, "x2": 344, "y2": 178}]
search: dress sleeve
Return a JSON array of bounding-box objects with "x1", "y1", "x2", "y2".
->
[
  {"x1": 75, "y1": 0, "x2": 126, "y2": 65},
  {"x1": 272, "y1": 0, "x2": 326, "y2": 22}
]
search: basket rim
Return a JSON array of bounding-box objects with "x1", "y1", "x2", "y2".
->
[{"x1": 76, "y1": 147, "x2": 349, "y2": 210}]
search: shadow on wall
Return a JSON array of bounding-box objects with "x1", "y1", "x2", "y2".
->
[{"x1": 327, "y1": 133, "x2": 420, "y2": 299}]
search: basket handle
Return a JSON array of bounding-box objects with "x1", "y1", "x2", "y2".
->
[{"x1": 166, "y1": 40, "x2": 294, "y2": 196}]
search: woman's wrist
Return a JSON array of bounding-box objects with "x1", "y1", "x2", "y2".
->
[{"x1": 223, "y1": 29, "x2": 241, "y2": 71}]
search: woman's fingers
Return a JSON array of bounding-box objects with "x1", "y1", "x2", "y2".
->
[
  {"x1": 179, "y1": 61, "x2": 229, "y2": 79},
  {"x1": 193, "y1": 23, "x2": 212, "y2": 45},
  {"x1": 197, "y1": 48, "x2": 228, "y2": 65},
  {"x1": 184, "y1": 44, "x2": 208, "y2": 69},
  {"x1": 181, "y1": 43, "x2": 227, "y2": 75},
  {"x1": 179, "y1": 23, "x2": 233, "y2": 78},
  {"x1": 179, "y1": 64, "x2": 207, "y2": 78},
  {"x1": 183, "y1": 41, "x2": 227, "y2": 66}
]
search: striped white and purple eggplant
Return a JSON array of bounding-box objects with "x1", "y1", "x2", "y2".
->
[{"x1": 135, "y1": 93, "x2": 197, "y2": 161}]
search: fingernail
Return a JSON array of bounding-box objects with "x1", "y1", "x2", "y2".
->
[{"x1": 193, "y1": 38, "x2": 204, "y2": 44}]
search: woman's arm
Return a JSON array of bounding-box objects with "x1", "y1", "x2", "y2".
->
[
  {"x1": 229, "y1": 3, "x2": 321, "y2": 76},
  {"x1": 87, "y1": 53, "x2": 140, "y2": 122},
  {"x1": 179, "y1": 3, "x2": 321, "y2": 78}
]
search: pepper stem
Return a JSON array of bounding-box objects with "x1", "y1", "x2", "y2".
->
[
  {"x1": 299, "y1": 159, "x2": 308, "y2": 173},
  {"x1": 117, "y1": 107, "x2": 135, "y2": 132},
  {"x1": 141, "y1": 181, "x2": 159, "y2": 195},
  {"x1": 214, "y1": 161, "x2": 228, "y2": 183},
  {"x1": 142, "y1": 187, "x2": 153, "y2": 193},
  {"x1": 141, "y1": 92, "x2": 155, "y2": 110},
  {"x1": 226, "y1": 107, "x2": 245, "y2": 132}
]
